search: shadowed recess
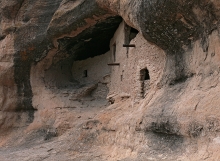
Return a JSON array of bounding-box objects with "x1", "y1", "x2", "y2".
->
[{"x1": 57, "y1": 16, "x2": 122, "y2": 61}]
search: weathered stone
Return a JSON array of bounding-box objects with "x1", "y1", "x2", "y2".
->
[{"x1": 1, "y1": 0, "x2": 220, "y2": 160}]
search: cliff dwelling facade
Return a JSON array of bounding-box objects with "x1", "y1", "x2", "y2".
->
[
  {"x1": 2, "y1": 0, "x2": 220, "y2": 160},
  {"x1": 70, "y1": 21, "x2": 165, "y2": 102}
]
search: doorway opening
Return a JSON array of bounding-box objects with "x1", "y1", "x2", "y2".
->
[
  {"x1": 140, "y1": 69, "x2": 150, "y2": 81},
  {"x1": 140, "y1": 68, "x2": 150, "y2": 98},
  {"x1": 83, "y1": 70, "x2": 88, "y2": 77}
]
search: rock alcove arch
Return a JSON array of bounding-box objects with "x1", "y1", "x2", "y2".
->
[{"x1": 41, "y1": 16, "x2": 123, "y2": 101}]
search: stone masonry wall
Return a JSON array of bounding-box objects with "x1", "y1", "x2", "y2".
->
[
  {"x1": 108, "y1": 21, "x2": 166, "y2": 100},
  {"x1": 72, "y1": 51, "x2": 111, "y2": 85}
]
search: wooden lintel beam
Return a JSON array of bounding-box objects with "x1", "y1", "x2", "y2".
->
[
  {"x1": 107, "y1": 63, "x2": 120, "y2": 66},
  {"x1": 123, "y1": 44, "x2": 136, "y2": 47}
]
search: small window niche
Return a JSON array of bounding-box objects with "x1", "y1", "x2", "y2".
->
[
  {"x1": 140, "y1": 68, "x2": 150, "y2": 81},
  {"x1": 140, "y1": 68, "x2": 150, "y2": 98},
  {"x1": 83, "y1": 70, "x2": 88, "y2": 78},
  {"x1": 112, "y1": 43, "x2": 116, "y2": 62},
  {"x1": 129, "y1": 27, "x2": 139, "y2": 42}
]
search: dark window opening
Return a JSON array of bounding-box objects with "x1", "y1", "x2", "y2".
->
[
  {"x1": 83, "y1": 70, "x2": 88, "y2": 77},
  {"x1": 129, "y1": 27, "x2": 139, "y2": 42},
  {"x1": 113, "y1": 43, "x2": 116, "y2": 62},
  {"x1": 140, "y1": 68, "x2": 150, "y2": 98},
  {"x1": 140, "y1": 69, "x2": 150, "y2": 81}
]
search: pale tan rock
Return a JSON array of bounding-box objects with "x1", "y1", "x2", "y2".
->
[{"x1": 1, "y1": 0, "x2": 220, "y2": 161}]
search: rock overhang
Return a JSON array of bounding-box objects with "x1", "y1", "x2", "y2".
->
[
  {"x1": 57, "y1": 16, "x2": 122, "y2": 61},
  {"x1": 136, "y1": 0, "x2": 218, "y2": 53},
  {"x1": 3, "y1": 0, "x2": 219, "y2": 114},
  {"x1": 2, "y1": 0, "x2": 220, "y2": 160}
]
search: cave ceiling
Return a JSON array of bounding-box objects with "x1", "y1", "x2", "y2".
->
[{"x1": 57, "y1": 16, "x2": 122, "y2": 61}]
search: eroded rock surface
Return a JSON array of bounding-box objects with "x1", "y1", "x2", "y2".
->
[{"x1": 1, "y1": 0, "x2": 220, "y2": 160}]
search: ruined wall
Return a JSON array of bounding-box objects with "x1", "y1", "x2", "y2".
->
[
  {"x1": 70, "y1": 21, "x2": 166, "y2": 102},
  {"x1": 72, "y1": 52, "x2": 111, "y2": 99},
  {"x1": 72, "y1": 51, "x2": 111, "y2": 85},
  {"x1": 108, "y1": 22, "x2": 166, "y2": 100}
]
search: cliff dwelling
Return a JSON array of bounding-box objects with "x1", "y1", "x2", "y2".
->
[
  {"x1": 68, "y1": 21, "x2": 160, "y2": 102},
  {"x1": 2, "y1": 0, "x2": 220, "y2": 161},
  {"x1": 41, "y1": 20, "x2": 162, "y2": 106}
]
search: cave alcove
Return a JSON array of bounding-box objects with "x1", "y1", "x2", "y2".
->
[{"x1": 44, "y1": 16, "x2": 122, "y2": 99}]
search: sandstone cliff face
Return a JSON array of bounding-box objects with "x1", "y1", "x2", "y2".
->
[{"x1": 1, "y1": 0, "x2": 220, "y2": 160}]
